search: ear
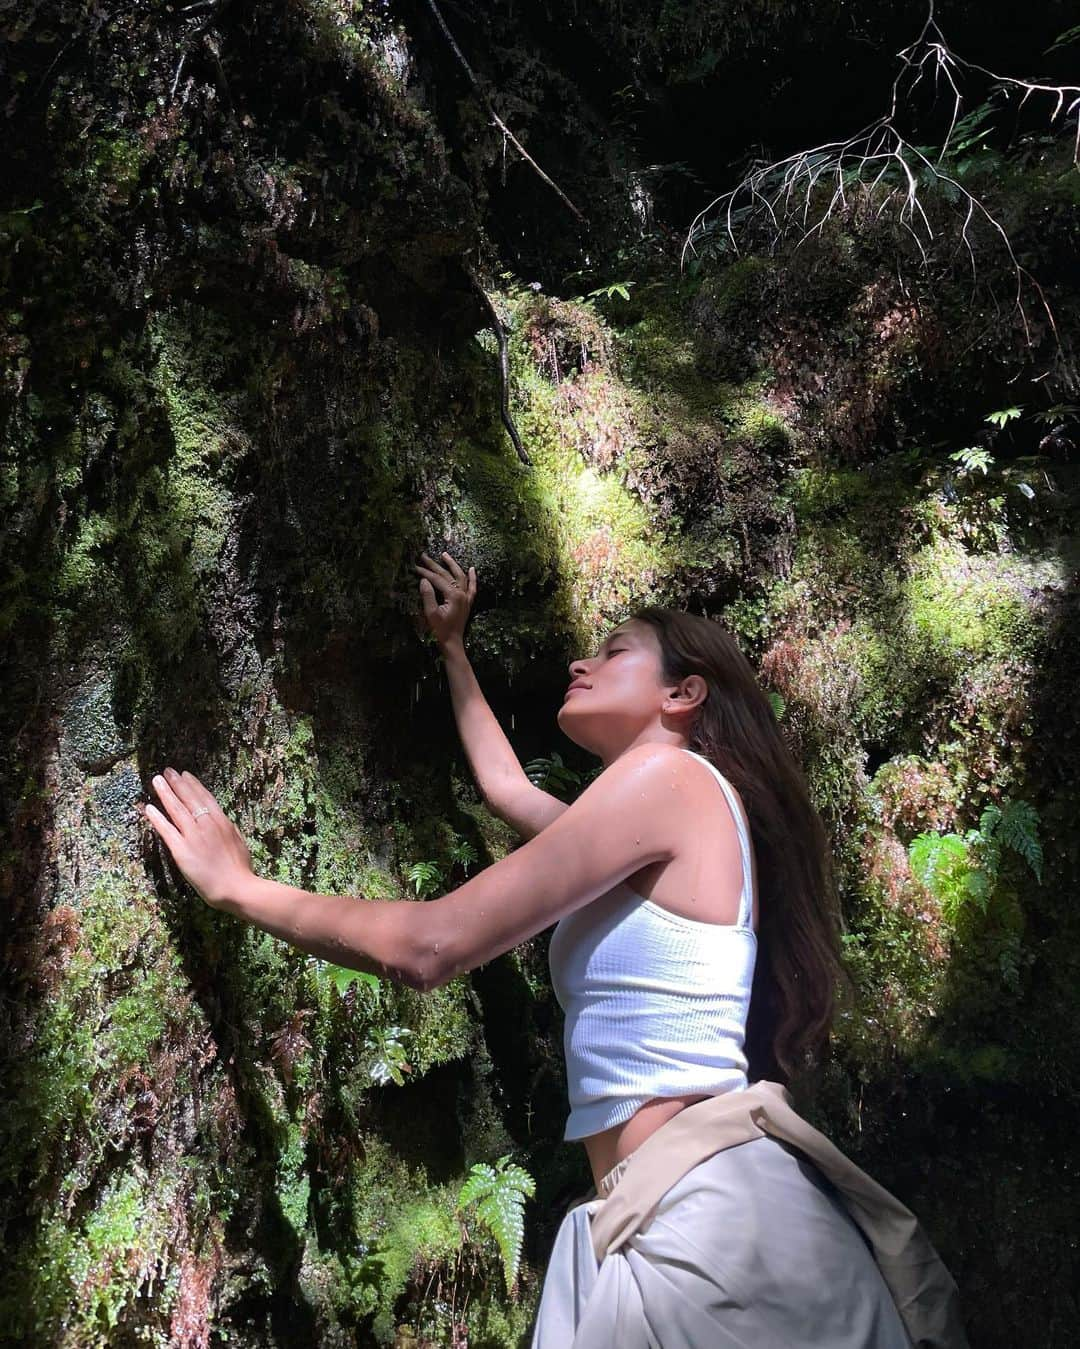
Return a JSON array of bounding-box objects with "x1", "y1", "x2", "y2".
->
[{"x1": 664, "y1": 674, "x2": 708, "y2": 715}]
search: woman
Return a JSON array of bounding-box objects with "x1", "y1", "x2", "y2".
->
[{"x1": 140, "y1": 550, "x2": 966, "y2": 1348}]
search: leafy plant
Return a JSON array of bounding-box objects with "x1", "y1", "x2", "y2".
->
[
  {"x1": 984, "y1": 406, "x2": 1023, "y2": 429},
  {"x1": 524, "y1": 750, "x2": 587, "y2": 797},
  {"x1": 323, "y1": 962, "x2": 382, "y2": 996},
  {"x1": 365, "y1": 1025, "x2": 412, "y2": 1086},
  {"x1": 406, "y1": 860, "x2": 444, "y2": 897},
  {"x1": 1046, "y1": 23, "x2": 1080, "y2": 53},
  {"x1": 908, "y1": 832, "x2": 973, "y2": 919},
  {"x1": 447, "y1": 835, "x2": 480, "y2": 874},
  {"x1": 767, "y1": 691, "x2": 786, "y2": 721},
  {"x1": 908, "y1": 798, "x2": 1043, "y2": 924},
  {"x1": 983, "y1": 800, "x2": 1043, "y2": 883},
  {"x1": 949, "y1": 446, "x2": 993, "y2": 476},
  {"x1": 1031, "y1": 403, "x2": 1079, "y2": 427},
  {"x1": 457, "y1": 1155, "x2": 536, "y2": 1295},
  {"x1": 578, "y1": 280, "x2": 635, "y2": 303}
]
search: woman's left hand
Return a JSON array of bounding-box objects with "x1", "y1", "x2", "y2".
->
[{"x1": 140, "y1": 767, "x2": 256, "y2": 910}]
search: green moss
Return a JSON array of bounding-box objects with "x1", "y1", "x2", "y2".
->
[
  {"x1": 1, "y1": 867, "x2": 198, "y2": 1208},
  {"x1": 82, "y1": 130, "x2": 151, "y2": 205},
  {"x1": 905, "y1": 540, "x2": 1050, "y2": 663},
  {"x1": 278, "y1": 1120, "x2": 311, "y2": 1237},
  {"x1": 149, "y1": 312, "x2": 244, "y2": 578},
  {"x1": 400, "y1": 977, "x2": 475, "y2": 1074},
  {"x1": 699, "y1": 255, "x2": 774, "y2": 320},
  {"x1": 715, "y1": 377, "x2": 791, "y2": 452},
  {"x1": 351, "y1": 1193, "x2": 462, "y2": 1344},
  {"x1": 496, "y1": 289, "x2": 681, "y2": 637},
  {"x1": 789, "y1": 465, "x2": 875, "y2": 519},
  {"x1": 1, "y1": 1165, "x2": 181, "y2": 1344},
  {"x1": 103, "y1": 985, "x2": 169, "y2": 1067}
]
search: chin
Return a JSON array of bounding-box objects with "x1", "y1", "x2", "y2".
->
[{"x1": 556, "y1": 711, "x2": 597, "y2": 755}]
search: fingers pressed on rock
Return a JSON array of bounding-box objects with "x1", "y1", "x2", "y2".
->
[
  {"x1": 181, "y1": 770, "x2": 217, "y2": 810},
  {"x1": 144, "y1": 800, "x2": 184, "y2": 846},
  {"x1": 152, "y1": 773, "x2": 192, "y2": 832},
  {"x1": 164, "y1": 767, "x2": 201, "y2": 813}
]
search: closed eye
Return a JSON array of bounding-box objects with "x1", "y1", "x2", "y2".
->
[{"x1": 606, "y1": 648, "x2": 625, "y2": 657}]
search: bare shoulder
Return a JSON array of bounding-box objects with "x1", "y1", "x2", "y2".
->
[
  {"x1": 573, "y1": 741, "x2": 704, "y2": 834},
  {"x1": 596, "y1": 741, "x2": 708, "y2": 792}
]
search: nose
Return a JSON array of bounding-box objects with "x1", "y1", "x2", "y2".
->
[{"x1": 568, "y1": 656, "x2": 590, "y2": 680}]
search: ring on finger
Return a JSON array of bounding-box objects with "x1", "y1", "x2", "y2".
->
[{"x1": 192, "y1": 807, "x2": 212, "y2": 820}]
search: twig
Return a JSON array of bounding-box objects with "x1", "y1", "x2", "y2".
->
[
  {"x1": 424, "y1": 0, "x2": 587, "y2": 224},
  {"x1": 467, "y1": 266, "x2": 532, "y2": 467}
]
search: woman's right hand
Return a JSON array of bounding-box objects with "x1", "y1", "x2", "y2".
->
[{"x1": 413, "y1": 550, "x2": 477, "y2": 649}]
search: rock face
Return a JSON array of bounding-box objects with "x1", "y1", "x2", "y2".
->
[{"x1": 2, "y1": 2, "x2": 1079, "y2": 1344}]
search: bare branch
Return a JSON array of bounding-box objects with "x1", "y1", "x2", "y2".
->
[
  {"x1": 681, "y1": 4, "x2": 1078, "y2": 350},
  {"x1": 424, "y1": 0, "x2": 587, "y2": 225}
]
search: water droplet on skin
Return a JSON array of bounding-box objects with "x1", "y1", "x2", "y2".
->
[{"x1": 433, "y1": 942, "x2": 440, "y2": 953}]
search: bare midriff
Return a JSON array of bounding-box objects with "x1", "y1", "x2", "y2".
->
[{"x1": 583, "y1": 1092, "x2": 711, "y2": 1189}]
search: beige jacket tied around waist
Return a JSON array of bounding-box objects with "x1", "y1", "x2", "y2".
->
[{"x1": 587, "y1": 1080, "x2": 969, "y2": 1349}]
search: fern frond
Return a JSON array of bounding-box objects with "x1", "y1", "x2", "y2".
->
[
  {"x1": 978, "y1": 802, "x2": 1003, "y2": 839},
  {"x1": 909, "y1": 831, "x2": 971, "y2": 921},
  {"x1": 457, "y1": 1155, "x2": 535, "y2": 1294},
  {"x1": 406, "y1": 860, "x2": 444, "y2": 897},
  {"x1": 997, "y1": 799, "x2": 1043, "y2": 882},
  {"x1": 457, "y1": 1163, "x2": 497, "y2": 1210}
]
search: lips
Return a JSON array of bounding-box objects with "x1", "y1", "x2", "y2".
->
[{"x1": 564, "y1": 683, "x2": 590, "y2": 698}]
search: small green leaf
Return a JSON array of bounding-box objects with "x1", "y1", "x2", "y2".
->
[
  {"x1": 325, "y1": 963, "x2": 381, "y2": 995},
  {"x1": 984, "y1": 406, "x2": 1023, "y2": 429}
]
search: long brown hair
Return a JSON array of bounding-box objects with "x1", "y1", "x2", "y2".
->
[{"x1": 629, "y1": 606, "x2": 849, "y2": 1083}]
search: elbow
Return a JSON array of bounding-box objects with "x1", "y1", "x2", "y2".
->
[
  {"x1": 406, "y1": 967, "x2": 439, "y2": 993},
  {"x1": 404, "y1": 960, "x2": 451, "y2": 994},
  {"x1": 400, "y1": 936, "x2": 451, "y2": 993}
]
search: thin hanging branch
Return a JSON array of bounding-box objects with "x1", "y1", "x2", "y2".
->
[
  {"x1": 424, "y1": 0, "x2": 587, "y2": 224},
  {"x1": 682, "y1": 0, "x2": 1079, "y2": 348},
  {"x1": 467, "y1": 266, "x2": 533, "y2": 467}
]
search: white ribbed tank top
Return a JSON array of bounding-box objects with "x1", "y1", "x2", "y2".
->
[{"x1": 548, "y1": 747, "x2": 757, "y2": 1141}]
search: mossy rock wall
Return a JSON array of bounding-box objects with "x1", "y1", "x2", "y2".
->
[{"x1": 3, "y1": 2, "x2": 1080, "y2": 1345}]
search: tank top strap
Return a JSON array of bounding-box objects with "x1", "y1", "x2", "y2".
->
[{"x1": 680, "y1": 748, "x2": 755, "y2": 929}]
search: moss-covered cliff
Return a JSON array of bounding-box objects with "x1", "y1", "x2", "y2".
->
[{"x1": 2, "y1": 1, "x2": 1079, "y2": 1344}]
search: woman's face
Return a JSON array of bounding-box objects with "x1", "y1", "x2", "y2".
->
[{"x1": 557, "y1": 619, "x2": 701, "y2": 761}]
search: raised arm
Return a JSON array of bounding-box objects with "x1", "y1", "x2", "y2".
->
[{"x1": 414, "y1": 551, "x2": 568, "y2": 838}]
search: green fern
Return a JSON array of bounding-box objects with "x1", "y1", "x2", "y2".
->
[
  {"x1": 909, "y1": 831, "x2": 973, "y2": 921},
  {"x1": 406, "y1": 860, "x2": 444, "y2": 897},
  {"x1": 991, "y1": 799, "x2": 1043, "y2": 884},
  {"x1": 457, "y1": 1155, "x2": 536, "y2": 1294},
  {"x1": 909, "y1": 797, "x2": 1043, "y2": 923},
  {"x1": 448, "y1": 836, "x2": 480, "y2": 873},
  {"x1": 949, "y1": 445, "x2": 993, "y2": 476},
  {"x1": 586, "y1": 279, "x2": 635, "y2": 302}
]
